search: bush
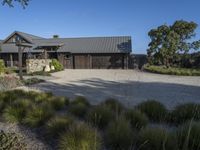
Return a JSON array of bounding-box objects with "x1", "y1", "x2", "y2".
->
[
  {"x1": 0, "y1": 59, "x2": 5, "y2": 74},
  {"x1": 124, "y1": 109, "x2": 148, "y2": 130},
  {"x1": 0, "y1": 130, "x2": 27, "y2": 150},
  {"x1": 137, "y1": 100, "x2": 168, "y2": 122},
  {"x1": 68, "y1": 103, "x2": 88, "y2": 118},
  {"x1": 28, "y1": 71, "x2": 51, "y2": 76},
  {"x1": 144, "y1": 65, "x2": 200, "y2": 76},
  {"x1": 71, "y1": 96, "x2": 90, "y2": 106},
  {"x1": 170, "y1": 103, "x2": 200, "y2": 124},
  {"x1": 51, "y1": 59, "x2": 64, "y2": 71},
  {"x1": 23, "y1": 78, "x2": 45, "y2": 85},
  {"x1": 177, "y1": 121, "x2": 200, "y2": 150},
  {"x1": 59, "y1": 123, "x2": 101, "y2": 150},
  {"x1": 137, "y1": 127, "x2": 178, "y2": 150},
  {"x1": 101, "y1": 98, "x2": 124, "y2": 115},
  {"x1": 46, "y1": 115, "x2": 74, "y2": 137},
  {"x1": 105, "y1": 117, "x2": 134, "y2": 150},
  {"x1": 86, "y1": 105, "x2": 114, "y2": 129},
  {"x1": 23, "y1": 105, "x2": 54, "y2": 127}
]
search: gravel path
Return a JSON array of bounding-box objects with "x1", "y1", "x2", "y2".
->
[{"x1": 22, "y1": 69, "x2": 200, "y2": 109}]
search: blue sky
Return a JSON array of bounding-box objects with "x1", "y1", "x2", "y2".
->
[{"x1": 0, "y1": 0, "x2": 200, "y2": 54}]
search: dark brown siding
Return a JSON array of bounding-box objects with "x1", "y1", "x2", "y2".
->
[
  {"x1": 0, "y1": 53, "x2": 26, "y2": 67},
  {"x1": 74, "y1": 54, "x2": 90, "y2": 69},
  {"x1": 91, "y1": 54, "x2": 125, "y2": 69},
  {"x1": 57, "y1": 53, "x2": 73, "y2": 69}
]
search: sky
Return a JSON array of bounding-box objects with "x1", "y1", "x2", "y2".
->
[{"x1": 0, "y1": 0, "x2": 200, "y2": 54}]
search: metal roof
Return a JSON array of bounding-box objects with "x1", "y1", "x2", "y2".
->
[{"x1": 0, "y1": 31, "x2": 132, "y2": 54}]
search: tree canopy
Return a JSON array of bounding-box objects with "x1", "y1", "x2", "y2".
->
[
  {"x1": 2, "y1": 0, "x2": 29, "y2": 8},
  {"x1": 147, "y1": 20, "x2": 200, "y2": 67}
]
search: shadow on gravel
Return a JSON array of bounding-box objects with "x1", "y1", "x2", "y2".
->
[{"x1": 29, "y1": 78, "x2": 200, "y2": 109}]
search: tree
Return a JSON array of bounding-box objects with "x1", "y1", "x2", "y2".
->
[
  {"x1": 2, "y1": 0, "x2": 29, "y2": 8},
  {"x1": 147, "y1": 20, "x2": 200, "y2": 67}
]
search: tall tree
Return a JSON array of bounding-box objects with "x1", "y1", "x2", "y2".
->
[
  {"x1": 2, "y1": 0, "x2": 29, "y2": 8},
  {"x1": 147, "y1": 20, "x2": 200, "y2": 67}
]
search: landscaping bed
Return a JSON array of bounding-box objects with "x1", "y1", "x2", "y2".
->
[
  {"x1": 0, "y1": 90, "x2": 200, "y2": 149},
  {"x1": 144, "y1": 65, "x2": 200, "y2": 76}
]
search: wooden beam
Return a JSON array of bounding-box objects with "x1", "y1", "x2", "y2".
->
[{"x1": 18, "y1": 46, "x2": 23, "y2": 80}]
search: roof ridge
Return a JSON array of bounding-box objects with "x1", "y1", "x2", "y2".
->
[{"x1": 15, "y1": 31, "x2": 44, "y2": 39}]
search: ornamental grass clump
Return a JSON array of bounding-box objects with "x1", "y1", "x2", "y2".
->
[
  {"x1": 58, "y1": 123, "x2": 102, "y2": 150},
  {"x1": 101, "y1": 98, "x2": 124, "y2": 116},
  {"x1": 49, "y1": 96, "x2": 67, "y2": 110},
  {"x1": 68, "y1": 96, "x2": 90, "y2": 118},
  {"x1": 104, "y1": 117, "x2": 134, "y2": 150},
  {"x1": 71, "y1": 96, "x2": 90, "y2": 106},
  {"x1": 137, "y1": 127, "x2": 178, "y2": 150},
  {"x1": 23, "y1": 105, "x2": 54, "y2": 127},
  {"x1": 124, "y1": 109, "x2": 148, "y2": 130},
  {"x1": 170, "y1": 103, "x2": 200, "y2": 124},
  {"x1": 2, "y1": 99, "x2": 31, "y2": 123},
  {"x1": 86, "y1": 105, "x2": 114, "y2": 129},
  {"x1": 137, "y1": 100, "x2": 168, "y2": 122},
  {"x1": 46, "y1": 115, "x2": 74, "y2": 137},
  {"x1": 176, "y1": 121, "x2": 200, "y2": 150},
  {"x1": 68, "y1": 103, "x2": 88, "y2": 118}
]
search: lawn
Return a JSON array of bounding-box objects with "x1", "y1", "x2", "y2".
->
[{"x1": 0, "y1": 90, "x2": 200, "y2": 150}]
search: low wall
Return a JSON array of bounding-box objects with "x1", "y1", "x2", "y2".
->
[{"x1": 26, "y1": 59, "x2": 52, "y2": 74}]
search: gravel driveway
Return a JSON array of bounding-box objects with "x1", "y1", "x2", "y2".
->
[{"x1": 25, "y1": 69, "x2": 200, "y2": 109}]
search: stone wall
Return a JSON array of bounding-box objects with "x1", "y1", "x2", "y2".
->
[{"x1": 26, "y1": 59, "x2": 52, "y2": 74}]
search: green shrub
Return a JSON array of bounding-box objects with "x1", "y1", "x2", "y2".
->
[
  {"x1": 101, "y1": 98, "x2": 124, "y2": 115},
  {"x1": 86, "y1": 105, "x2": 114, "y2": 129},
  {"x1": 23, "y1": 105, "x2": 54, "y2": 127},
  {"x1": 23, "y1": 78, "x2": 45, "y2": 85},
  {"x1": 144, "y1": 65, "x2": 200, "y2": 76},
  {"x1": 170, "y1": 103, "x2": 200, "y2": 124},
  {"x1": 59, "y1": 123, "x2": 101, "y2": 150},
  {"x1": 28, "y1": 71, "x2": 51, "y2": 76},
  {"x1": 137, "y1": 127, "x2": 178, "y2": 150},
  {"x1": 124, "y1": 109, "x2": 148, "y2": 130},
  {"x1": 0, "y1": 130, "x2": 27, "y2": 150},
  {"x1": 46, "y1": 115, "x2": 74, "y2": 137},
  {"x1": 0, "y1": 59, "x2": 5, "y2": 74},
  {"x1": 177, "y1": 121, "x2": 200, "y2": 150},
  {"x1": 51, "y1": 59, "x2": 64, "y2": 71},
  {"x1": 137, "y1": 100, "x2": 168, "y2": 122},
  {"x1": 68, "y1": 103, "x2": 88, "y2": 118},
  {"x1": 71, "y1": 96, "x2": 90, "y2": 106},
  {"x1": 105, "y1": 117, "x2": 134, "y2": 150}
]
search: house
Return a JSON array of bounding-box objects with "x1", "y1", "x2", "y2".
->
[{"x1": 0, "y1": 31, "x2": 132, "y2": 69}]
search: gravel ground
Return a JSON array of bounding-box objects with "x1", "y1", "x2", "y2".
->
[
  {"x1": 22, "y1": 69, "x2": 200, "y2": 109},
  {"x1": 0, "y1": 122, "x2": 53, "y2": 150}
]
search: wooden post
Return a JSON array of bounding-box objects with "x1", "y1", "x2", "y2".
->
[
  {"x1": 18, "y1": 45, "x2": 23, "y2": 80},
  {"x1": 10, "y1": 54, "x2": 13, "y2": 67}
]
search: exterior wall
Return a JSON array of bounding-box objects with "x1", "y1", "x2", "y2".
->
[
  {"x1": 0, "y1": 52, "x2": 130, "y2": 70},
  {"x1": 58, "y1": 53, "x2": 129, "y2": 69},
  {"x1": 0, "y1": 53, "x2": 26, "y2": 67},
  {"x1": 26, "y1": 59, "x2": 52, "y2": 73}
]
